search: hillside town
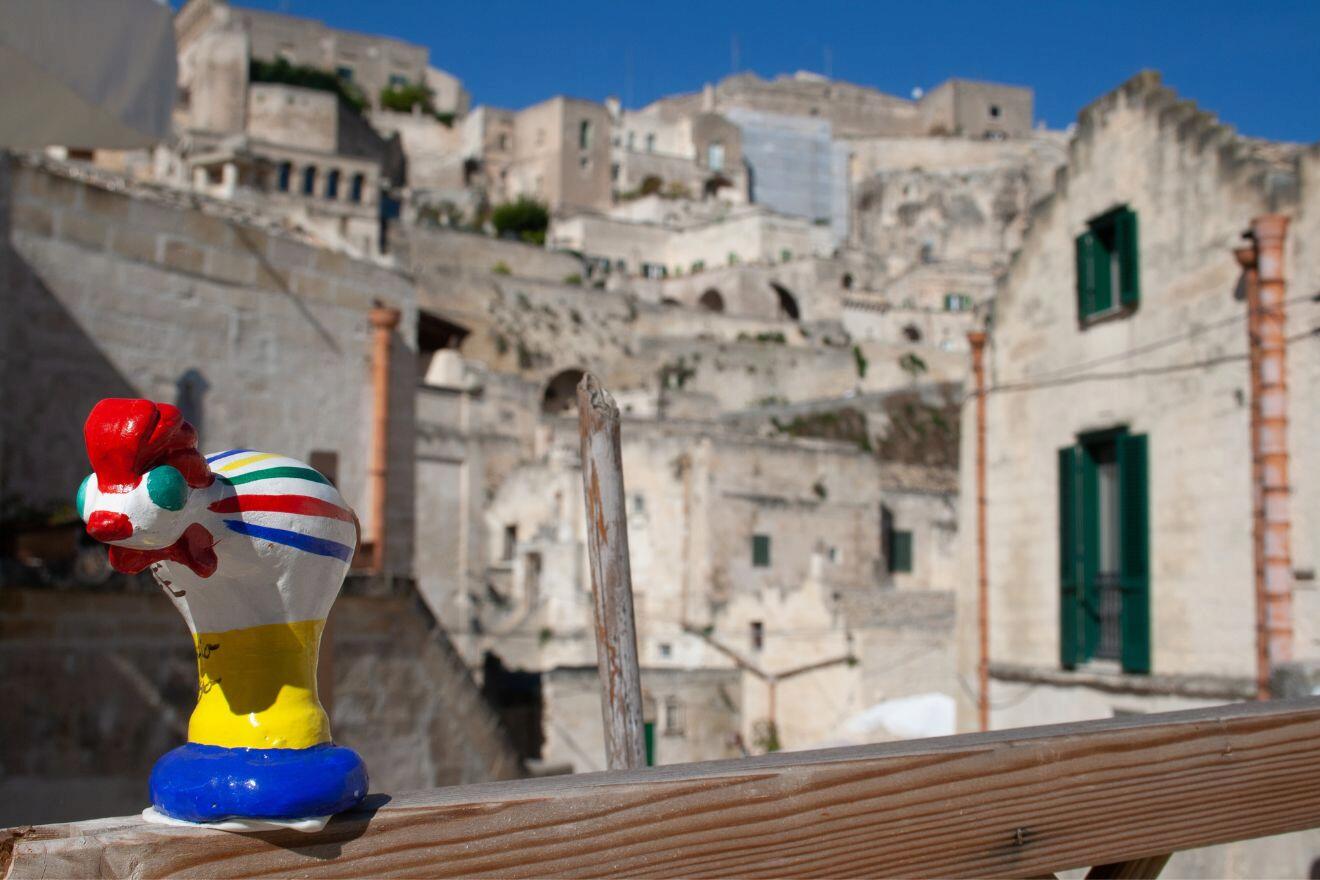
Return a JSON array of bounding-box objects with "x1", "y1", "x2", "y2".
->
[{"x1": 3, "y1": 1, "x2": 1319, "y2": 875}]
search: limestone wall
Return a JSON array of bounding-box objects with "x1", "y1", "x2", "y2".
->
[{"x1": 0, "y1": 157, "x2": 417, "y2": 574}]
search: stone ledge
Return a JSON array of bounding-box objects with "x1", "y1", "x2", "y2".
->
[{"x1": 989, "y1": 661, "x2": 1256, "y2": 701}]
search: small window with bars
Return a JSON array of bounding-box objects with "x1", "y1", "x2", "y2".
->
[{"x1": 751, "y1": 534, "x2": 771, "y2": 568}]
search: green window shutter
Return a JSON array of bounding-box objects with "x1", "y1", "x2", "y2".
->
[
  {"x1": 1117, "y1": 208, "x2": 1140, "y2": 309},
  {"x1": 890, "y1": 531, "x2": 913, "y2": 573},
  {"x1": 1117, "y1": 433, "x2": 1151, "y2": 673},
  {"x1": 1074, "y1": 232, "x2": 1097, "y2": 321},
  {"x1": 752, "y1": 534, "x2": 771, "y2": 567},
  {"x1": 1058, "y1": 446, "x2": 1083, "y2": 669},
  {"x1": 644, "y1": 721, "x2": 656, "y2": 766}
]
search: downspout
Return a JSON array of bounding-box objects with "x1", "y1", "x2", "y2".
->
[
  {"x1": 369, "y1": 305, "x2": 401, "y2": 574},
  {"x1": 1235, "y1": 243, "x2": 1267, "y2": 699},
  {"x1": 1244, "y1": 217, "x2": 1294, "y2": 695},
  {"x1": 968, "y1": 331, "x2": 989, "y2": 731}
]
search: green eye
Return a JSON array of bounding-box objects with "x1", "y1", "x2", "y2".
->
[
  {"x1": 146, "y1": 466, "x2": 188, "y2": 511},
  {"x1": 76, "y1": 474, "x2": 92, "y2": 519}
]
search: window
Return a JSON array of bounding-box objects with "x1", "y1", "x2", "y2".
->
[
  {"x1": 611, "y1": 162, "x2": 620, "y2": 182},
  {"x1": 751, "y1": 534, "x2": 771, "y2": 567},
  {"x1": 641, "y1": 262, "x2": 667, "y2": 279},
  {"x1": 989, "y1": 104, "x2": 1001, "y2": 118},
  {"x1": 1075, "y1": 206, "x2": 1140, "y2": 323},
  {"x1": 1059, "y1": 430, "x2": 1149, "y2": 673},
  {"x1": 502, "y1": 524, "x2": 517, "y2": 561},
  {"x1": 276, "y1": 161, "x2": 291, "y2": 192},
  {"x1": 497, "y1": 133, "x2": 509, "y2": 151},
  {"x1": 707, "y1": 141, "x2": 725, "y2": 171},
  {"x1": 336, "y1": 65, "x2": 354, "y2": 82},
  {"x1": 627, "y1": 131, "x2": 635, "y2": 150},
  {"x1": 325, "y1": 169, "x2": 340, "y2": 200},
  {"x1": 882, "y1": 505, "x2": 913, "y2": 573},
  {"x1": 302, "y1": 166, "x2": 317, "y2": 196},
  {"x1": 579, "y1": 155, "x2": 591, "y2": 171},
  {"x1": 944, "y1": 292, "x2": 973, "y2": 312},
  {"x1": 645, "y1": 133, "x2": 655, "y2": 153},
  {"x1": 578, "y1": 119, "x2": 593, "y2": 150},
  {"x1": 780, "y1": 248, "x2": 792, "y2": 263},
  {"x1": 750, "y1": 621, "x2": 764, "y2": 651},
  {"x1": 657, "y1": 642, "x2": 671, "y2": 658},
  {"x1": 902, "y1": 324, "x2": 923, "y2": 343},
  {"x1": 663, "y1": 697, "x2": 685, "y2": 735},
  {"x1": 349, "y1": 173, "x2": 364, "y2": 203},
  {"x1": 388, "y1": 73, "x2": 407, "y2": 88}
]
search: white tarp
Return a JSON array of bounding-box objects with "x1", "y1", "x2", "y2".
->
[
  {"x1": 802, "y1": 692, "x2": 958, "y2": 750},
  {"x1": 0, "y1": 0, "x2": 177, "y2": 148}
]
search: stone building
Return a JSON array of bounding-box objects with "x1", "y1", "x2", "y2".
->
[
  {"x1": 177, "y1": 0, "x2": 468, "y2": 116},
  {"x1": 954, "y1": 72, "x2": 1320, "y2": 873}
]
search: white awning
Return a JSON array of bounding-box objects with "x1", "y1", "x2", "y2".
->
[{"x1": 0, "y1": 0, "x2": 177, "y2": 148}]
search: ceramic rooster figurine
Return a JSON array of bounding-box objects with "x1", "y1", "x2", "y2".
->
[{"x1": 77, "y1": 398, "x2": 367, "y2": 831}]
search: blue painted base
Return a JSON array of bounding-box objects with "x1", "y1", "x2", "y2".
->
[{"x1": 150, "y1": 742, "x2": 368, "y2": 823}]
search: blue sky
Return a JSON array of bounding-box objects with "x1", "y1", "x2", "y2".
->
[{"x1": 226, "y1": 0, "x2": 1319, "y2": 142}]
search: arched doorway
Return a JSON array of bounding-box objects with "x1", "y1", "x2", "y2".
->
[
  {"x1": 770, "y1": 282, "x2": 800, "y2": 321},
  {"x1": 699, "y1": 289, "x2": 725, "y2": 313},
  {"x1": 542, "y1": 368, "x2": 585, "y2": 415}
]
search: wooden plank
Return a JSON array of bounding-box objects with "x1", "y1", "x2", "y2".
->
[
  {"x1": 6, "y1": 699, "x2": 1320, "y2": 879},
  {"x1": 576, "y1": 372, "x2": 646, "y2": 771},
  {"x1": 1086, "y1": 853, "x2": 1171, "y2": 879}
]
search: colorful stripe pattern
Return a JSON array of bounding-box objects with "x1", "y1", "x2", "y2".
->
[
  {"x1": 204, "y1": 450, "x2": 355, "y2": 566},
  {"x1": 222, "y1": 520, "x2": 355, "y2": 562}
]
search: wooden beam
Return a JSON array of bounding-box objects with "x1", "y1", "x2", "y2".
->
[
  {"x1": 6, "y1": 699, "x2": 1320, "y2": 879},
  {"x1": 576, "y1": 373, "x2": 646, "y2": 771}
]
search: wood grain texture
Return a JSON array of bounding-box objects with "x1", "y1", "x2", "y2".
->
[
  {"x1": 576, "y1": 373, "x2": 646, "y2": 771},
  {"x1": 6, "y1": 699, "x2": 1320, "y2": 879}
]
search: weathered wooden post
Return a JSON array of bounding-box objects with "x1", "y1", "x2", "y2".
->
[{"x1": 576, "y1": 373, "x2": 646, "y2": 769}]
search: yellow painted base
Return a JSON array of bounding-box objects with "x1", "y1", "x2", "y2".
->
[{"x1": 189, "y1": 619, "x2": 331, "y2": 749}]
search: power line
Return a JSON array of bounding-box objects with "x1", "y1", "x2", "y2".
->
[
  {"x1": 970, "y1": 291, "x2": 1320, "y2": 397},
  {"x1": 980, "y1": 322, "x2": 1320, "y2": 397}
]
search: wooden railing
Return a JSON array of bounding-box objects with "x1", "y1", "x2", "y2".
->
[{"x1": 6, "y1": 698, "x2": 1320, "y2": 878}]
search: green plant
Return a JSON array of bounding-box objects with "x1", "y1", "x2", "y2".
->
[
  {"x1": 738, "y1": 331, "x2": 787, "y2": 345},
  {"x1": 491, "y1": 196, "x2": 549, "y2": 244},
  {"x1": 659, "y1": 357, "x2": 697, "y2": 390},
  {"x1": 538, "y1": 626, "x2": 554, "y2": 646},
  {"x1": 639, "y1": 175, "x2": 663, "y2": 196},
  {"x1": 899, "y1": 352, "x2": 928, "y2": 377},
  {"x1": 853, "y1": 345, "x2": 869, "y2": 379},
  {"x1": 492, "y1": 261, "x2": 512, "y2": 275},
  {"x1": 752, "y1": 719, "x2": 781, "y2": 753},
  {"x1": 813, "y1": 480, "x2": 828, "y2": 500},
  {"x1": 379, "y1": 80, "x2": 434, "y2": 113},
  {"x1": 248, "y1": 58, "x2": 366, "y2": 113},
  {"x1": 562, "y1": 273, "x2": 583, "y2": 286}
]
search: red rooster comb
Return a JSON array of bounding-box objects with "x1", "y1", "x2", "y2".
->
[{"x1": 84, "y1": 399, "x2": 213, "y2": 493}]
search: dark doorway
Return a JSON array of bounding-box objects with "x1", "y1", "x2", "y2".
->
[{"x1": 480, "y1": 652, "x2": 545, "y2": 761}]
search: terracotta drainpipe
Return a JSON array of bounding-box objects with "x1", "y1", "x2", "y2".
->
[
  {"x1": 968, "y1": 331, "x2": 989, "y2": 731},
  {"x1": 1235, "y1": 243, "x2": 1267, "y2": 698},
  {"x1": 369, "y1": 305, "x2": 401, "y2": 574},
  {"x1": 1242, "y1": 217, "x2": 1294, "y2": 696}
]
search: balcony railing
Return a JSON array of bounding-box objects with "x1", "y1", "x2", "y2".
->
[{"x1": 5, "y1": 697, "x2": 1320, "y2": 878}]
